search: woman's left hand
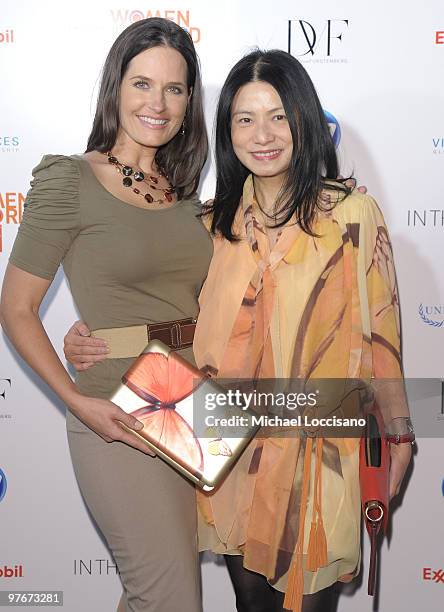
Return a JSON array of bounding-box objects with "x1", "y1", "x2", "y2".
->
[{"x1": 389, "y1": 443, "x2": 413, "y2": 500}]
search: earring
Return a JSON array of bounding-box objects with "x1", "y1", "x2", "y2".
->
[{"x1": 180, "y1": 120, "x2": 186, "y2": 136}]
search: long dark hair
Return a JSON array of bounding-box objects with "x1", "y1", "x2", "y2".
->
[
  {"x1": 86, "y1": 17, "x2": 207, "y2": 199},
  {"x1": 209, "y1": 49, "x2": 350, "y2": 240}
]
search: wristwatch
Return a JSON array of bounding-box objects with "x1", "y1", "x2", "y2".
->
[{"x1": 386, "y1": 417, "x2": 415, "y2": 445}]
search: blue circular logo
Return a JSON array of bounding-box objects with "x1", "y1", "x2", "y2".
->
[
  {"x1": 324, "y1": 110, "x2": 341, "y2": 149},
  {"x1": 0, "y1": 469, "x2": 7, "y2": 502},
  {"x1": 442, "y1": 478, "x2": 444, "y2": 497}
]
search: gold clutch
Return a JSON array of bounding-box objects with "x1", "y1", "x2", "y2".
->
[{"x1": 110, "y1": 340, "x2": 259, "y2": 491}]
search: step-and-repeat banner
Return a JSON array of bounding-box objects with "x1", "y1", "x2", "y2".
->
[{"x1": 1, "y1": 1, "x2": 443, "y2": 610}]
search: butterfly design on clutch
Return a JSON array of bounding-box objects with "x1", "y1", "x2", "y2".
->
[
  {"x1": 208, "y1": 438, "x2": 233, "y2": 456},
  {"x1": 123, "y1": 351, "x2": 204, "y2": 473}
]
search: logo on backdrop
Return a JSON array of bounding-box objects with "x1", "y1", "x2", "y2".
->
[
  {"x1": 0, "y1": 378, "x2": 11, "y2": 400},
  {"x1": 0, "y1": 29, "x2": 14, "y2": 44},
  {"x1": 423, "y1": 568, "x2": 444, "y2": 584},
  {"x1": 0, "y1": 192, "x2": 25, "y2": 253},
  {"x1": 433, "y1": 137, "x2": 444, "y2": 155},
  {"x1": 407, "y1": 209, "x2": 444, "y2": 228},
  {"x1": 0, "y1": 136, "x2": 19, "y2": 154},
  {"x1": 324, "y1": 111, "x2": 341, "y2": 148},
  {"x1": 288, "y1": 19, "x2": 349, "y2": 63},
  {"x1": 110, "y1": 9, "x2": 201, "y2": 42},
  {"x1": 73, "y1": 559, "x2": 119, "y2": 576},
  {"x1": 0, "y1": 565, "x2": 23, "y2": 578},
  {"x1": 0, "y1": 469, "x2": 7, "y2": 502},
  {"x1": 418, "y1": 304, "x2": 444, "y2": 328},
  {"x1": 0, "y1": 378, "x2": 12, "y2": 421},
  {"x1": 436, "y1": 31, "x2": 444, "y2": 45}
]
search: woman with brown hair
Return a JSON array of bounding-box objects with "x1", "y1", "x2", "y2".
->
[{"x1": 1, "y1": 18, "x2": 210, "y2": 612}]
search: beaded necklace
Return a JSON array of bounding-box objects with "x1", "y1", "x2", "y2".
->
[{"x1": 105, "y1": 151, "x2": 175, "y2": 205}]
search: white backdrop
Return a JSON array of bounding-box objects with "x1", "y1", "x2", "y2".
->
[{"x1": 1, "y1": 1, "x2": 443, "y2": 611}]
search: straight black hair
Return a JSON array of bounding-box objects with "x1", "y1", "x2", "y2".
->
[
  {"x1": 86, "y1": 17, "x2": 207, "y2": 199},
  {"x1": 208, "y1": 49, "x2": 350, "y2": 240}
]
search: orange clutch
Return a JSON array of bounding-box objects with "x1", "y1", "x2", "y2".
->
[
  {"x1": 110, "y1": 340, "x2": 259, "y2": 491},
  {"x1": 359, "y1": 402, "x2": 390, "y2": 596}
]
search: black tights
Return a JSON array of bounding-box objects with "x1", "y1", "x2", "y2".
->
[{"x1": 224, "y1": 555, "x2": 339, "y2": 612}]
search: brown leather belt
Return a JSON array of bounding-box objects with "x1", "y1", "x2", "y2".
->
[
  {"x1": 147, "y1": 318, "x2": 196, "y2": 349},
  {"x1": 91, "y1": 317, "x2": 197, "y2": 359}
]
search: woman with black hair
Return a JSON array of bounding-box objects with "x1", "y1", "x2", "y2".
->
[
  {"x1": 0, "y1": 18, "x2": 210, "y2": 612},
  {"x1": 193, "y1": 49, "x2": 412, "y2": 612}
]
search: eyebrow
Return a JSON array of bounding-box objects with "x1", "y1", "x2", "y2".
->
[
  {"x1": 129, "y1": 75, "x2": 187, "y2": 87},
  {"x1": 232, "y1": 106, "x2": 285, "y2": 117}
]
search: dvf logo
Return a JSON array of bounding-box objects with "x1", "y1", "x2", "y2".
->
[
  {"x1": 0, "y1": 469, "x2": 7, "y2": 502},
  {"x1": 288, "y1": 19, "x2": 349, "y2": 59}
]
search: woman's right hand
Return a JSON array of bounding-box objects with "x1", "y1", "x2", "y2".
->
[
  {"x1": 70, "y1": 394, "x2": 155, "y2": 456},
  {"x1": 64, "y1": 320, "x2": 108, "y2": 371}
]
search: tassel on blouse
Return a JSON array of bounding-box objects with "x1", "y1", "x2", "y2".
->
[
  {"x1": 283, "y1": 436, "x2": 313, "y2": 612},
  {"x1": 284, "y1": 436, "x2": 327, "y2": 612},
  {"x1": 306, "y1": 437, "x2": 327, "y2": 570}
]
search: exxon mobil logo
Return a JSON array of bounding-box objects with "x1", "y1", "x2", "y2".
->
[
  {"x1": 0, "y1": 469, "x2": 7, "y2": 502},
  {"x1": 423, "y1": 567, "x2": 444, "y2": 584},
  {"x1": 324, "y1": 110, "x2": 341, "y2": 148}
]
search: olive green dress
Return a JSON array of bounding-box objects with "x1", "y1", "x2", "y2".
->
[{"x1": 9, "y1": 154, "x2": 213, "y2": 612}]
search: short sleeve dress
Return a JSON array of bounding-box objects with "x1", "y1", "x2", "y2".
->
[
  {"x1": 9, "y1": 154, "x2": 213, "y2": 612},
  {"x1": 10, "y1": 154, "x2": 213, "y2": 393}
]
